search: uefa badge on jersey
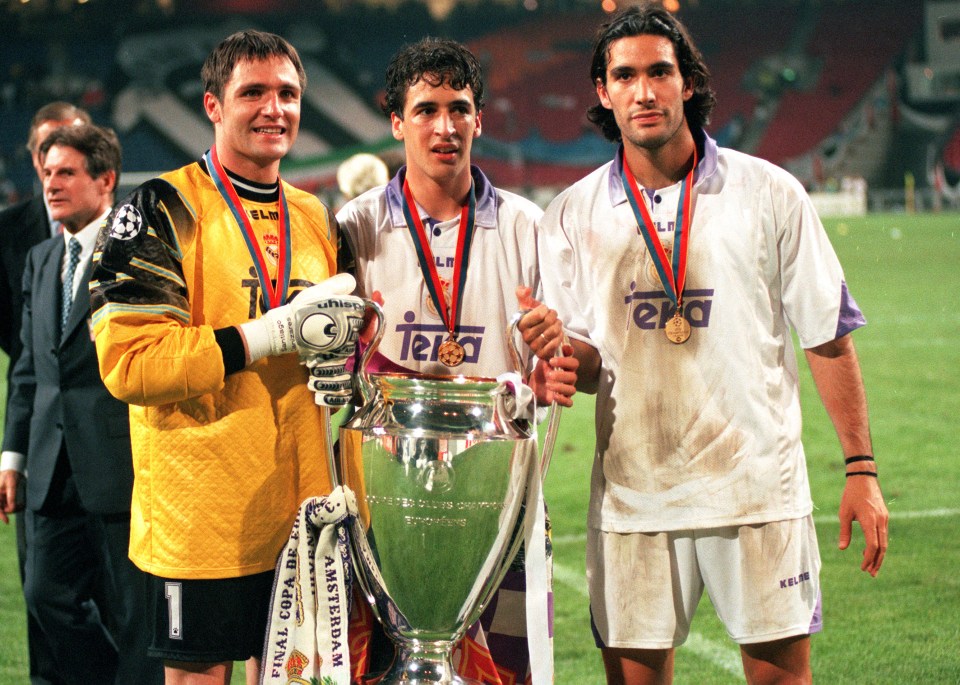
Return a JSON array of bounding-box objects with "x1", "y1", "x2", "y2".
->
[{"x1": 109, "y1": 204, "x2": 143, "y2": 241}]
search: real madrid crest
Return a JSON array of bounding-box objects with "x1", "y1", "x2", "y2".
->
[{"x1": 263, "y1": 232, "x2": 280, "y2": 266}]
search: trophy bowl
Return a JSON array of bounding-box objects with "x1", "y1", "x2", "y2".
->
[{"x1": 339, "y1": 370, "x2": 537, "y2": 684}]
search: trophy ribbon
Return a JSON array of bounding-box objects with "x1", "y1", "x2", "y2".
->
[
  {"x1": 401, "y1": 177, "x2": 477, "y2": 367},
  {"x1": 205, "y1": 146, "x2": 291, "y2": 311},
  {"x1": 261, "y1": 487, "x2": 357, "y2": 685},
  {"x1": 620, "y1": 145, "x2": 697, "y2": 343},
  {"x1": 522, "y1": 438, "x2": 553, "y2": 684}
]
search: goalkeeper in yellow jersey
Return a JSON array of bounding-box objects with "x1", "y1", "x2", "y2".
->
[{"x1": 90, "y1": 30, "x2": 362, "y2": 685}]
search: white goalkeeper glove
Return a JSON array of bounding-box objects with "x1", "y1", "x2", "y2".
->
[
  {"x1": 305, "y1": 356, "x2": 353, "y2": 408},
  {"x1": 298, "y1": 282, "x2": 368, "y2": 407},
  {"x1": 238, "y1": 273, "x2": 364, "y2": 364}
]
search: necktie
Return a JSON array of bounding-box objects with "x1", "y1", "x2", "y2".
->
[{"x1": 61, "y1": 237, "x2": 82, "y2": 335}]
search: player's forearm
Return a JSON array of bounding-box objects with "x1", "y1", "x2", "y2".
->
[
  {"x1": 570, "y1": 338, "x2": 601, "y2": 395},
  {"x1": 95, "y1": 319, "x2": 227, "y2": 406},
  {"x1": 804, "y1": 334, "x2": 873, "y2": 457}
]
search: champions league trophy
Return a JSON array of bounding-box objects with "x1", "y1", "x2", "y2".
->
[{"x1": 336, "y1": 303, "x2": 560, "y2": 684}]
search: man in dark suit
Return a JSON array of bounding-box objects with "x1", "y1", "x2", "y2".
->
[
  {"x1": 0, "y1": 102, "x2": 92, "y2": 375},
  {"x1": 0, "y1": 124, "x2": 162, "y2": 685},
  {"x1": 0, "y1": 101, "x2": 91, "y2": 685}
]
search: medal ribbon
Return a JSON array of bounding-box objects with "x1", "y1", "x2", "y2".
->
[
  {"x1": 620, "y1": 146, "x2": 697, "y2": 310},
  {"x1": 204, "y1": 146, "x2": 291, "y2": 311},
  {"x1": 401, "y1": 177, "x2": 477, "y2": 340}
]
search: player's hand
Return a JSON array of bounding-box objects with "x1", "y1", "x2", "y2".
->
[
  {"x1": 516, "y1": 286, "x2": 563, "y2": 360},
  {"x1": 238, "y1": 273, "x2": 363, "y2": 364},
  {"x1": 528, "y1": 343, "x2": 579, "y2": 408},
  {"x1": 838, "y1": 473, "x2": 888, "y2": 577},
  {"x1": 0, "y1": 470, "x2": 23, "y2": 524}
]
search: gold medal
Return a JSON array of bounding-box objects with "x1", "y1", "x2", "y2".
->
[
  {"x1": 664, "y1": 311, "x2": 691, "y2": 344},
  {"x1": 438, "y1": 338, "x2": 465, "y2": 367}
]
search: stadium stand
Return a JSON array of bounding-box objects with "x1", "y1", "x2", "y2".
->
[
  {"x1": 753, "y1": 0, "x2": 923, "y2": 164},
  {"x1": 0, "y1": 1, "x2": 944, "y2": 203}
]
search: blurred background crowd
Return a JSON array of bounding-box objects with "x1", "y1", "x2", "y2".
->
[{"x1": 1, "y1": 0, "x2": 958, "y2": 213}]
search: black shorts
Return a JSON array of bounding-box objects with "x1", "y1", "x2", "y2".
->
[{"x1": 148, "y1": 571, "x2": 274, "y2": 663}]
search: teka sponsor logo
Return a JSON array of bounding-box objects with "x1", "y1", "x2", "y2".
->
[
  {"x1": 396, "y1": 311, "x2": 484, "y2": 364},
  {"x1": 242, "y1": 270, "x2": 314, "y2": 317},
  {"x1": 624, "y1": 284, "x2": 715, "y2": 331},
  {"x1": 779, "y1": 570, "x2": 811, "y2": 589}
]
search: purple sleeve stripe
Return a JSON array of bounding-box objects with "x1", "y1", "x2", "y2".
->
[{"x1": 836, "y1": 280, "x2": 867, "y2": 338}]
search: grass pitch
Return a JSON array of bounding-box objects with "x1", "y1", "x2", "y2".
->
[{"x1": 0, "y1": 212, "x2": 957, "y2": 684}]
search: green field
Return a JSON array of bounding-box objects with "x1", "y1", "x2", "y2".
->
[{"x1": 1, "y1": 212, "x2": 958, "y2": 683}]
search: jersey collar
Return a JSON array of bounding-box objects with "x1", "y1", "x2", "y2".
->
[
  {"x1": 607, "y1": 127, "x2": 718, "y2": 208},
  {"x1": 198, "y1": 154, "x2": 281, "y2": 203},
  {"x1": 385, "y1": 164, "x2": 498, "y2": 230}
]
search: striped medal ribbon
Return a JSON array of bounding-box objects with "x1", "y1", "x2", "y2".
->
[
  {"x1": 620, "y1": 146, "x2": 697, "y2": 343},
  {"x1": 204, "y1": 146, "x2": 292, "y2": 312},
  {"x1": 400, "y1": 177, "x2": 477, "y2": 367}
]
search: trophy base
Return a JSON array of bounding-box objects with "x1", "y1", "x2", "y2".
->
[{"x1": 369, "y1": 643, "x2": 481, "y2": 685}]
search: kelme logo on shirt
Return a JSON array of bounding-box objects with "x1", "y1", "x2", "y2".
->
[
  {"x1": 109, "y1": 204, "x2": 143, "y2": 241},
  {"x1": 625, "y1": 284, "x2": 715, "y2": 331},
  {"x1": 396, "y1": 311, "x2": 484, "y2": 365}
]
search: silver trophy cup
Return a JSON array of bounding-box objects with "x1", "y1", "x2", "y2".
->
[{"x1": 336, "y1": 304, "x2": 559, "y2": 684}]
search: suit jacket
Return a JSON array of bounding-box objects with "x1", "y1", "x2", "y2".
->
[
  {"x1": 0, "y1": 195, "x2": 51, "y2": 374},
  {"x1": 1, "y1": 236, "x2": 134, "y2": 514}
]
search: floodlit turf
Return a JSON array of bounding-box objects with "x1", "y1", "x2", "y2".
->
[{"x1": 0, "y1": 212, "x2": 957, "y2": 684}]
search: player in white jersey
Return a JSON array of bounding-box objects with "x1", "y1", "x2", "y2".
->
[
  {"x1": 537, "y1": 6, "x2": 888, "y2": 684},
  {"x1": 336, "y1": 37, "x2": 578, "y2": 685},
  {"x1": 340, "y1": 163, "x2": 548, "y2": 378}
]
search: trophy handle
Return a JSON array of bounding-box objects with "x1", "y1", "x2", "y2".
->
[
  {"x1": 325, "y1": 298, "x2": 384, "y2": 489},
  {"x1": 354, "y1": 298, "x2": 386, "y2": 408},
  {"x1": 507, "y1": 310, "x2": 564, "y2": 483}
]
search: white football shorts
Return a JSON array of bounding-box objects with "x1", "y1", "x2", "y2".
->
[{"x1": 587, "y1": 515, "x2": 822, "y2": 649}]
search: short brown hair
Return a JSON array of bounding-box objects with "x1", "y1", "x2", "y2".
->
[
  {"x1": 383, "y1": 37, "x2": 485, "y2": 118},
  {"x1": 201, "y1": 30, "x2": 306, "y2": 101}
]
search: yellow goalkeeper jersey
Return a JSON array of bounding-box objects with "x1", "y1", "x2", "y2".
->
[{"x1": 91, "y1": 160, "x2": 337, "y2": 579}]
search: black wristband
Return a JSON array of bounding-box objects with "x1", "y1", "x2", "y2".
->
[
  {"x1": 214, "y1": 326, "x2": 247, "y2": 376},
  {"x1": 844, "y1": 455, "x2": 875, "y2": 465},
  {"x1": 845, "y1": 471, "x2": 878, "y2": 478}
]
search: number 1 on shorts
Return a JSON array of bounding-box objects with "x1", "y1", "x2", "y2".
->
[{"x1": 165, "y1": 581, "x2": 183, "y2": 639}]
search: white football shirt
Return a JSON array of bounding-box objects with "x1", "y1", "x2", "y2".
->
[
  {"x1": 338, "y1": 165, "x2": 544, "y2": 379},
  {"x1": 539, "y1": 132, "x2": 866, "y2": 532}
]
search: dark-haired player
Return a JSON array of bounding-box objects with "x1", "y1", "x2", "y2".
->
[
  {"x1": 539, "y1": 5, "x2": 888, "y2": 683},
  {"x1": 337, "y1": 36, "x2": 579, "y2": 684}
]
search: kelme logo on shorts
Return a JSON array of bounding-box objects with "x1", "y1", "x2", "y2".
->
[{"x1": 779, "y1": 570, "x2": 811, "y2": 588}]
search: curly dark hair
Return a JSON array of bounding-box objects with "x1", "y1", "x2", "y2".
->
[
  {"x1": 201, "y1": 30, "x2": 306, "y2": 101},
  {"x1": 383, "y1": 37, "x2": 485, "y2": 118},
  {"x1": 587, "y1": 3, "x2": 716, "y2": 142}
]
